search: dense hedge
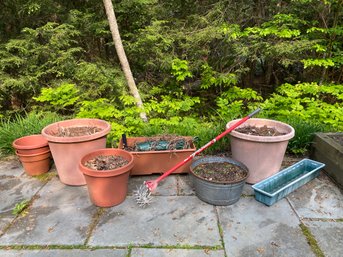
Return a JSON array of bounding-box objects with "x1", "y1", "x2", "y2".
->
[{"x1": 0, "y1": 0, "x2": 342, "y2": 154}]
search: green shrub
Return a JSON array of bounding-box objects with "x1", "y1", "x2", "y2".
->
[
  {"x1": 33, "y1": 83, "x2": 80, "y2": 114},
  {"x1": 279, "y1": 116, "x2": 330, "y2": 155},
  {"x1": 0, "y1": 111, "x2": 63, "y2": 156},
  {"x1": 262, "y1": 82, "x2": 343, "y2": 131}
]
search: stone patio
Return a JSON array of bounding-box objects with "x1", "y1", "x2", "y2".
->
[{"x1": 0, "y1": 156, "x2": 342, "y2": 257}]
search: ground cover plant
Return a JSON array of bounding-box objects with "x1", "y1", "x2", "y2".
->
[
  {"x1": 0, "y1": 0, "x2": 341, "y2": 156},
  {"x1": 0, "y1": 111, "x2": 62, "y2": 156}
]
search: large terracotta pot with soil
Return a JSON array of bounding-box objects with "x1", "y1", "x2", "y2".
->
[
  {"x1": 13, "y1": 134, "x2": 49, "y2": 155},
  {"x1": 79, "y1": 148, "x2": 134, "y2": 207},
  {"x1": 190, "y1": 156, "x2": 248, "y2": 205},
  {"x1": 42, "y1": 118, "x2": 111, "y2": 186},
  {"x1": 226, "y1": 118, "x2": 295, "y2": 184}
]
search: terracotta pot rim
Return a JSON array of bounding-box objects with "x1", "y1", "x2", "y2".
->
[
  {"x1": 41, "y1": 118, "x2": 111, "y2": 143},
  {"x1": 80, "y1": 148, "x2": 134, "y2": 178},
  {"x1": 12, "y1": 134, "x2": 48, "y2": 150},
  {"x1": 16, "y1": 149, "x2": 51, "y2": 157},
  {"x1": 16, "y1": 150, "x2": 51, "y2": 162},
  {"x1": 190, "y1": 156, "x2": 249, "y2": 184},
  {"x1": 226, "y1": 118, "x2": 295, "y2": 142}
]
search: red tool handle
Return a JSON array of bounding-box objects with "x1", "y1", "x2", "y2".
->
[{"x1": 152, "y1": 108, "x2": 261, "y2": 185}]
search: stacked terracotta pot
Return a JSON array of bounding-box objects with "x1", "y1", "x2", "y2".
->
[{"x1": 13, "y1": 134, "x2": 51, "y2": 176}]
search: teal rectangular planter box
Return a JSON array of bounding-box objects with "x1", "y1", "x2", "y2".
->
[{"x1": 252, "y1": 159, "x2": 325, "y2": 206}]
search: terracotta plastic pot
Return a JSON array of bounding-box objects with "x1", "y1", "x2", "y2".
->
[
  {"x1": 118, "y1": 136, "x2": 196, "y2": 175},
  {"x1": 42, "y1": 118, "x2": 111, "y2": 186},
  {"x1": 79, "y1": 148, "x2": 134, "y2": 207},
  {"x1": 16, "y1": 150, "x2": 51, "y2": 176},
  {"x1": 13, "y1": 134, "x2": 49, "y2": 155},
  {"x1": 190, "y1": 156, "x2": 248, "y2": 206},
  {"x1": 226, "y1": 118, "x2": 295, "y2": 184}
]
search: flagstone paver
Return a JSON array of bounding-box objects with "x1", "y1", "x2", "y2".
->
[
  {"x1": 0, "y1": 249, "x2": 127, "y2": 257},
  {"x1": 242, "y1": 183, "x2": 254, "y2": 196},
  {"x1": 130, "y1": 248, "x2": 225, "y2": 257},
  {"x1": 88, "y1": 196, "x2": 221, "y2": 247},
  {"x1": 1, "y1": 155, "x2": 343, "y2": 256},
  {"x1": 217, "y1": 197, "x2": 316, "y2": 257},
  {"x1": 0, "y1": 177, "x2": 97, "y2": 245},
  {"x1": 128, "y1": 175, "x2": 178, "y2": 196},
  {"x1": 177, "y1": 174, "x2": 194, "y2": 196},
  {"x1": 0, "y1": 156, "x2": 24, "y2": 177},
  {"x1": 303, "y1": 220, "x2": 343, "y2": 257},
  {"x1": 0, "y1": 158, "x2": 47, "y2": 236},
  {"x1": 0, "y1": 176, "x2": 45, "y2": 214},
  {"x1": 0, "y1": 216, "x2": 12, "y2": 236},
  {"x1": 288, "y1": 174, "x2": 343, "y2": 219}
]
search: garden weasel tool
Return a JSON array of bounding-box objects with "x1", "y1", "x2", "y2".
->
[{"x1": 133, "y1": 108, "x2": 262, "y2": 207}]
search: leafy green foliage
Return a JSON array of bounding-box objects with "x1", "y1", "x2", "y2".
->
[
  {"x1": 0, "y1": 22, "x2": 82, "y2": 114},
  {"x1": 262, "y1": 82, "x2": 343, "y2": 131},
  {"x1": 279, "y1": 116, "x2": 329, "y2": 155},
  {"x1": 77, "y1": 97, "x2": 144, "y2": 144},
  {"x1": 73, "y1": 61, "x2": 126, "y2": 99},
  {"x1": 0, "y1": 111, "x2": 62, "y2": 156},
  {"x1": 200, "y1": 63, "x2": 238, "y2": 90},
  {"x1": 171, "y1": 58, "x2": 192, "y2": 82},
  {"x1": 145, "y1": 95, "x2": 200, "y2": 117},
  {"x1": 216, "y1": 86, "x2": 263, "y2": 120},
  {"x1": 12, "y1": 199, "x2": 30, "y2": 216},
  {"x1": 0, "y1": 18, "x2": 126, "y2": 117},
  {"x1": 33, "y1": 83, "x2": 80, "y2": 114},
  {"x1": 0, "y1": 0, "x2": 342, "y2": 156}
]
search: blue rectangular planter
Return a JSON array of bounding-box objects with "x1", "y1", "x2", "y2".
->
[{"x1": 252, "y1": 159, "x2": 325, "y2": 206}]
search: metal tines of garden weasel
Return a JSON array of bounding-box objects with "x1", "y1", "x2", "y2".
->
[{"x1": 133, "y1": 108, "x2": 262, "y2": 207}]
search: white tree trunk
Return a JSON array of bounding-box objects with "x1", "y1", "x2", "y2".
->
[{"x1": 103, "y1": 0, "x2": 148, "y2": 122}]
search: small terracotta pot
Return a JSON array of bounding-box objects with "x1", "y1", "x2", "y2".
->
[
  {"x1": 16, "y1": 150, "x2": 51, "y2": 176},
  {"x1": 42, "y1": 118, "x2": 111, "y2": 186},
  {"x1": 13, "y1": 134, "x2": 49, "y2": 155},
  {"x1": 79, "y1": 148, "x2": 134, "y2": 207}
]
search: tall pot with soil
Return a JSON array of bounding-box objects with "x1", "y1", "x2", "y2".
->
[
  {"x1": 190, "y1": 156, "x2": 249, "y2": 206},
  {"x1": 42, "y1": 118, "x2": 111, "y2": 186},
  {"x1": 226, "y1": 118, "x2": 295, "y2": 184},
  {"x1": 79, "y1": 148, "x2": 134, "y2": 207}
]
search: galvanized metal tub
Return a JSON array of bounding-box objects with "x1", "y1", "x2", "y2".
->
[{"x1": 190, "y1": 156, "x2": 249, "y2": 206}]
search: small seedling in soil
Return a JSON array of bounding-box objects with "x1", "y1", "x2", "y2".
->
[
  {"x1": 54, "y1": 126, "x2": 102, "y2": 137},
  {"x1": 193, "y1": 162, "x2": 247, "y2": 183},
  {"x1": 84, "y1": 155, "x2": 128, "y2": 170},
  {"x1": 235, "y1": 125, "x2": 286, "y2": 136},
  {"x1": 12, "y1": 199, "x2": 30, "y2": 216}
]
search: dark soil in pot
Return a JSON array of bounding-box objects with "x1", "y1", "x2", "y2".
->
[
  {"x1": 84, "y1": 155, "x2": 128, "y2": 170},
  {"x1": 53, "y1": 126, "x2": 103, "y2": 137},
  {"x1": 235, "y1": 125, "x2": 286, "y2": 136},
  {"x1": 193, "y1": 162, "x2": 247, "y2": 183}
]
